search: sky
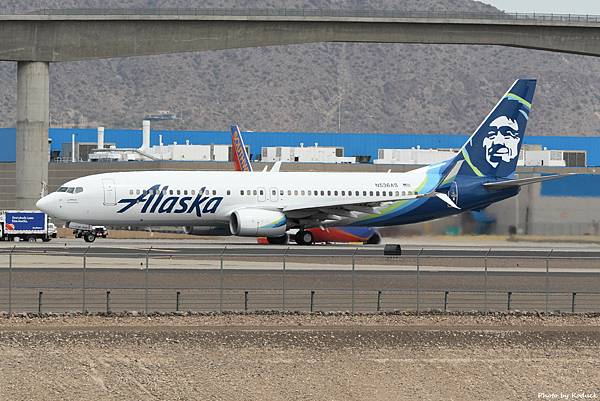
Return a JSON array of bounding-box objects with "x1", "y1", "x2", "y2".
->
[{"x1": 482, "y1": 0, "x2": 600, "y2": 14}]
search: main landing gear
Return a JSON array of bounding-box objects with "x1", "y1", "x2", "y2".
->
[{"x1": 295, "y1": 230, "x2": 314, "y2": 245}]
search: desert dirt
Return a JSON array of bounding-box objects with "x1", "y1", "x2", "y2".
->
[{"x1": 0, "y1": 313, "x2": 599, "y2": 401}]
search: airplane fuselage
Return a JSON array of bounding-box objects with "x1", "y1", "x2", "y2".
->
[{"x1": 37, "y1": 165, "x2": 516, "y2": 228}]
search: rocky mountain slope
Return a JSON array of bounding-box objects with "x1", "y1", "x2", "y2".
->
[{"x1": 1, "y1": 0, "x2": 599, "y2": 135}]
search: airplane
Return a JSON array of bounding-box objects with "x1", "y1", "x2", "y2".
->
[
  {"x1": 229, "y1": 124, "x2": 382, "y2": 245},
  {"x1": 37, "y1": 79, "x2": 571, "y2": 245}
]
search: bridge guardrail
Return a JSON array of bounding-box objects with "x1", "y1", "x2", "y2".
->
[{"x1": 19, "y1": 9, "x2": 600, "y2": 24}]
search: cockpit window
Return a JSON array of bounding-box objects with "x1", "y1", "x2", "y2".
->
[
  {"x1": 57, "y1": 187, "x2": 68, "y2": 192},
  {"x1": 75, "y1": 187, "x2": 83, "y2": 193},
  {"x1": 67, "y1": 187, "x2": 75, "y2": 194}
]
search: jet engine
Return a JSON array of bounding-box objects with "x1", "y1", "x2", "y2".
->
[{"x1": 229, "y1": 209, "x2": 287, "y2": 237}]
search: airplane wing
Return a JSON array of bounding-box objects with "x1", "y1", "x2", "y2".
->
[
  {"x1": 282, "y1": 190, "x2": 458, "y2": 225},
  {"x1": 483, "y1": 173, "x2": 574, "y2": 190}
]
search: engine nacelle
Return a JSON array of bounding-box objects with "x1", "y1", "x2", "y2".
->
[
  {"x1": 183, "y1": 226, "x2": 232, "y2": 236},
  {"x1": 229, "y1": 209, "x2": 287, "y2": 237}
]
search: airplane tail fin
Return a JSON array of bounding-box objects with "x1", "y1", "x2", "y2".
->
[
  {"x1": 455, "y1": 79, "x2": 536, "y2": 178},
  {"x1": 231, "y1": 125, "x2": 252, "y2": 172}
]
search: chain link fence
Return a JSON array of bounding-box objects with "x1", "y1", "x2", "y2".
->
[{"x1": 0, "y1": 246, "x2": 599, "y2": 315}]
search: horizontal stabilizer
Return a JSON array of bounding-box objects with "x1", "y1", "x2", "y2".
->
[{"x1": 483, "y1": 173, "x2": 574, "y2": 190}]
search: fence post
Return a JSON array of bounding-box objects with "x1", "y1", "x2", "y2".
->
[
  {"x1": 8, "y1": 245, "x2": 15, "y2": 316},
  {"x1": 144, "y1": 247, "x2": 152, "y2": 314},
  {"x1": 416, "y1": 248, "x2": 423, "y2": 314},
  {"x1": 82, "y1": 246, "x2": 90, "y2": 314},
  {"x1": 351, "y1": 248, "x2": 358, "y2": 314},
  {"x1": 484, "y1": 248, "x2": 491, "y2": 313},
  {"x1": 106, "y1": 290, "x2": 111, "y2": 314},
  {"x1": 282, "y1": 247, "x2": 289, "y2": 310},
  {"x1": 176, "y1": 291, "x2": 181, "y2": 312},
  {"x1": 377, "y1": 290, "x2": 382, "y2": 312},
  {"x1": 444, "y1": 291, "x2": 449, "y2": 312},
  {"x1": 545, "y1": 249, "x2": 553, "y2": 314},
  {"x1": 38, "y1": 291, "x2": 43, "y2": 314},
  {"x1": 571, "y1": 292, "x2": 576, "y2": 313},
  {"x1": 244, "y1": 291, "x2": 249, "y2": 312},
  {"x1": 507, "y1": 291, "x2": 512, "y2": 311},
  {"x1": 219, "y1": 246, "x2": 227, "y2": 313},
  {"x1": 310, "y1": 290, "x2": 315, "y2": 312}
]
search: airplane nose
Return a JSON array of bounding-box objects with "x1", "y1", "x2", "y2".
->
[{"x1": 36, "y1": 195, "x2": 52, "y2": 213}]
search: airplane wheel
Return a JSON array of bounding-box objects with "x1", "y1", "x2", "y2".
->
[
  {"x1": 365, "y1": 232, "x2": 382, "y2": 245},
  {"x1": 295, "y1": 230, "x2": 314, "y2": 245},
  {"x1": 267, "y1": 234, "x2": 289, "y2": 245}
]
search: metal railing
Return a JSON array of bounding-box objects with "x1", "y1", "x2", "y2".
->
[
  {"x1": 0, "y1": 246, "x2": 599, "y2": 315},
  {"x1": 18, "y1": 9, "x2": 600, "y2": 24}
]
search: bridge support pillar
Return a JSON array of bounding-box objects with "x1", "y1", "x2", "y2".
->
[{"x1": 16, "y1": 61, "x2": 49, "y2": 209}]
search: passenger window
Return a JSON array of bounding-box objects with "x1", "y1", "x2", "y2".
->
[
  {"x1": 227, "y1": 190, "x2": 231, "y2": 195},
  {"x1": 212, "y1": 190, "x2": 217, "y2": 195},
  {"x1": 355, "y1": 191, "x2": 359, "y2": 196},
  {"x1": 129, "y1": 189, "x2": 134, "y2": 195},
  {"x1": 272, "y1": 190, "x2": 276, "y2": 195},
  {"x1": 408, "y1": 191, "x2": 413, "y2": 195},
  {"x1": 301, "y1": 190, "x2": 305, "y2": 196},
  {"x1": 288, "y1": 190, "x2": 292, "y2": 196},
  {"x1": 184, "y1": 190, "x2": 188, "y2": 195},
  {"x1": 259, "y1": 190, "x2": 264, "y2": 195},
  {"x1": 253, "y1": 190, "x2": 257, "y2": 195},
  {"x1": 369, "y1": 191, "x2": 374, "y2": 196},
  {"x1": 67, "y1": 187, "x2": 75, "y2": 194},
  {"x1": 334, "y1": 191, "x2": 338, "y2": 196},
  {"x1": 75, "y1": 187, "x2": 83, "y2": 194},
  {"x1": 191, "y1": 190, "x2": 195, "y2": 195},
  {"x1": 376, "y1": 191, "x2": 380, "y2": 196},
  {"x1": 402, "y1": 191, "x2": 406, "y2": 196},
  {"x1": 294, "y1": 190, "x2": 298, "y2": 196},
  {"x1": 169, "y1": 190, "x2": 174, "y2": 195},
  {"x1": 136, "y1": 189, "x2": 141, "y2": 195},
  {"x1": 205, "y1": 189, "x2": 209, "y2": 195},
  {"x1": 175, "y1": 190, "x2": 180, "y2": 195},
  {"x1": 308, "y1": 190, "x2": 311, "y2": 196},
  {"x1": 321, "y1": 190, "x2": 325, "y2": 196},
  {"x1": 241, "y1": 190, "x2": 244, "y2": 195},
  {"x1": 327, "y1": 191, "x2": 331, "y2": 196},
  {"x1": 395, "y1": 191, "x2": 399, "y2": 196},
  {"x1": 363, "y1": 191, "x2": 367, "y2": 196},
  {"x1": 280, "y1": 190, "x2": 284, "y2": 196}
]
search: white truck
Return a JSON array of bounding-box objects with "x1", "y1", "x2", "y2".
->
[{"x1": 0, "y1": 210, "x2": 57, "y2": 242}]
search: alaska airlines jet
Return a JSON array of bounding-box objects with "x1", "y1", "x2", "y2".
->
[
  {"x1": 230, "y1": 124, "x2": 382, "y2": 245},
  {"x1": 37, "y1": 80, "x2": 568, "y2": 245}
]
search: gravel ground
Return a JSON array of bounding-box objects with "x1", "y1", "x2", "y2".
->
[{"x1": 1, "y1": 313, "x2": 599, "y2": 401}]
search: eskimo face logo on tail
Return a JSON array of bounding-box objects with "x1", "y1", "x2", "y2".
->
[
  {"x1": 483, "y1": 116, "x2": 521, "y2": 168},
  {"x1": 116, "y1": 184, "x2": 223, "y2": 217}
]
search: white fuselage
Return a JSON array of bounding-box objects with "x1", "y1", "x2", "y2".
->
[{"x1": 37, "y1": 169, "x2": 429, "y2": 227}]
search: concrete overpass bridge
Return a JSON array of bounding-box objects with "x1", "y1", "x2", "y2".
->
[{"x1": 2, "y1": 9, "x2": 600, "y2": 208}]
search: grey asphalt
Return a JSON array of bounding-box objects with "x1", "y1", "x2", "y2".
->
[{"x1": 1, "y1": 243, "x2": 600, "y2": 259}]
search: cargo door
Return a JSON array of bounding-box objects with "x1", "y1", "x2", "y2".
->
[{"x1": 102, "y1": 179, "x2": 117, "y2": 206}]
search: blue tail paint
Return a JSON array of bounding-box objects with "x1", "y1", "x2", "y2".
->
[{"x1": 456, "y1": 79, "x2": 536, "y2": 178}]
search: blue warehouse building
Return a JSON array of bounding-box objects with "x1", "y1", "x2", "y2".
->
[{"x1": 0, "y1": 127, "x2": 598, "y2": 166}]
